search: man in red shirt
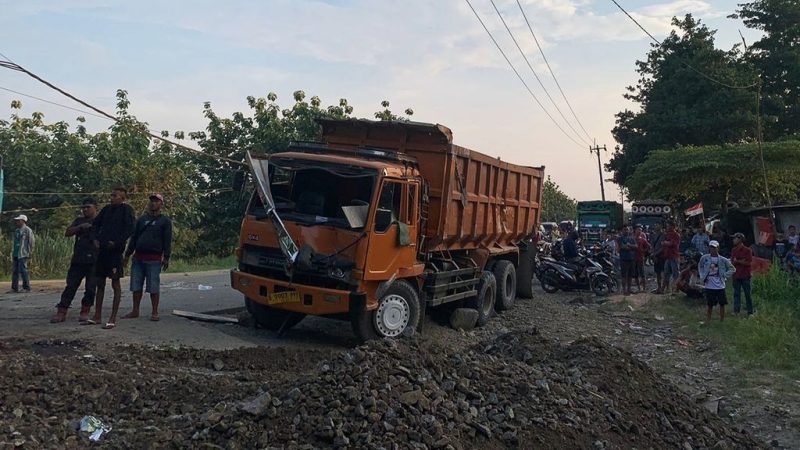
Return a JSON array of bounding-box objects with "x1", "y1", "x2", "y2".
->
[
  {"x1": 661, "y1": 221, "x2": 682, "y2": 294},
  {"x1": 730, "y1": 232, "x2": 754, "y2": 316}
]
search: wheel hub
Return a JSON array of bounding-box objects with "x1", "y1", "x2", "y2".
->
[{"x1": 375, "y1": 294, "x2": 410, "y2": 337}]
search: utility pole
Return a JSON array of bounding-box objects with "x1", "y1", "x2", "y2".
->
[{"x1": 589, "y1": 143, "x2": 607, "y2": 201}]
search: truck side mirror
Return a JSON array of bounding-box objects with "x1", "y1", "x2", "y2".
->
[{"x1": 375, "y1": 208, "x2": 393, "y2": 232}]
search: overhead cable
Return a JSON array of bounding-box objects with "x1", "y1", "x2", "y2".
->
[{"x1": 464, "y1": 0, "x2": 585, "y2": 149}]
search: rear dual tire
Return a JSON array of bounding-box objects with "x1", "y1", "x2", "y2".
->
[
  {"x1": 493, "y1": 260, "x2": 517, "y2": 311},
  {"x1": 465, "y1": 271, "x2": 496, "y2": 327}
]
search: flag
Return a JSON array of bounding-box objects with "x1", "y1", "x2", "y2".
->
[{"x1": 684, "y1": 202, "x2": 703, "y2": 217}]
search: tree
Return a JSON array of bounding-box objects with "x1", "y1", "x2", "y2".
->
[
  {"x1": 607, "y1": 15, "x2": 757, "y2": 186},
  {"x1": 626, "y1": 140, "x2": 800, "y2": 212},
  {"x1": 733, "y1": 0, "x2": 800, "y2": 139},
  {"x1": 541, "y1": 176, "x2": 576, "y2": 222}
]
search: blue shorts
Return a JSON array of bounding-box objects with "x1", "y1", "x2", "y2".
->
[
  {"x1": 130, "y1": 259, "x2": 162, "y2": 294},
  {"x1": 664, "y1": 258, "x2": 680, "y2": 281}
]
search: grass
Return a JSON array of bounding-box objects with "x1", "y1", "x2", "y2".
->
[
  {"x1": 0, "y1": 232, "x2": 236, "y2": 281},
  {"x1": 655, "y1": 265, "x2": 800, "y2": 374}
]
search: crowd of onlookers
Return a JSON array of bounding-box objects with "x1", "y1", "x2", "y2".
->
[
  {"x1": 592, "y1": 221, "x2": 777, "y2": 323},
  {"x1": 7, "y1": 188, "x2": 172, "y2": 330}
]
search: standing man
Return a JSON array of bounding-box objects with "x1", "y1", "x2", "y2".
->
[
  {"x1": 51, "y1": 198, "x2": 99, "y2": 323},
  {"x1": 691, "y1": 226, "x2": 710, "y2": 255},
  {"x1": 699, "y1": 240, "x2": 736, "y2": 323},
  {"x1": 662, "y1": 221, "x2": 682, "y2": 294},
  {"x1": 731, "y1": 233, "x2": 754, "y2": 317},
  {"x1": 87, "y1": 187, "x2": 135, "y2": 329},
  {"x1": 633, "y1": 225, "x2": 650, "y2": 293},
  {"x1": 10, "y1": 214, "x2": 35, "y2": 293},
  {"x1": 616, "y1": 226, "x2": 637, "y2": 296},
  {"x1": 650, "y1": 223, "x2": 666, "y2": 293},
  {"x1": 121, "y1": 194, "x2": 172, "y2": 322}
]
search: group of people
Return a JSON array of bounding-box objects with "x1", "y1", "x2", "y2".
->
[
  {"x1": 601, "y1": 222, "x2": 756, "y2": 322},
  {"x1": 8, "y1": 188, "x2": 172, "y2": 330}
]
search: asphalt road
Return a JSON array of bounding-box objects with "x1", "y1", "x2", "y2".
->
[{"x1": 0, "y1": 270, "x2": 359, "y2": 350}]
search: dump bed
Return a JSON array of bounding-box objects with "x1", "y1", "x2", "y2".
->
[{"x1": 318, "y1": 119, "x2": 544, "y2": 254}]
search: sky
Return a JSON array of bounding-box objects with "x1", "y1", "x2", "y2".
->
[{"x1": 0, "y1": 0, "x2": 763, "y2": 203}]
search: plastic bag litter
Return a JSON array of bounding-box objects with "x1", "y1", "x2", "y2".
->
[
  {"x1": 78, "y1": 415, "x2": 112, "y2": 442},
  {"x1": 198, "y1": 285, "x2": 213, "y2": 291}
]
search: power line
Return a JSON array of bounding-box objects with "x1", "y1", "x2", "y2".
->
[
  {"x1": 0, "y1": 85, "x2": 110, "y2": 120},
  {"x1": 463, "y1": 0, "x2": 585, "y2": 149},
  {"x1": 489, "y1": 0, "x2": 591, "y2": 146},
  {"x1": 515, "y1": 0, "x2": 594, "y2": 142},
  {"x1": 609, "y1": 0, "x2": 758, "y2": 90},
  {"x1": 0, "y1": 57, "x2": 248, "y2": 166}
]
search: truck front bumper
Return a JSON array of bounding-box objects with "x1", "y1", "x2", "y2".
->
[{"x1": 230, "y1": 269, "x2": 359, "y2": 315}]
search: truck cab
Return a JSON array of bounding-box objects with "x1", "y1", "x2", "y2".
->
[{"x1": 231, "y1": 119, "x2": 544, "y2": 341}]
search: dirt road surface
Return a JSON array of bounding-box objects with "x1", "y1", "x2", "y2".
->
[{"x1": 0, "y1": 271, "x2": 795, "y2": 448}]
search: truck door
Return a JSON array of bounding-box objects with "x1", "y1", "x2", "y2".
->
[{"x1": 364, "y1": 179, "x2": 418, "y2": 280}]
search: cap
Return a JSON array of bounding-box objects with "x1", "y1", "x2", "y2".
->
[
  {"x1": 732, "y1": 232, "x2": 745, "y2": 240},
  {"x1": 13, "y1": 214, "x2": 28, "y2": 222},
  {"x1": 81, "y1": 197, "x2": 98, "y2": 206},
  {"x1": 149, "y1": 193, "x2": 164, "y2": 203},
  {"x1": 709, "y1": 240, "x2": 720, "y2": 248}
]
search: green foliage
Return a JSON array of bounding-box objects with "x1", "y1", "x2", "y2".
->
[
  {"x1": 733, "y1": 0, "x2": 800, "y2": 139},
  {"x1": 658, "y1": 265, "x2": 800, "y2": 372},
  {"x1": 607, "y1": 15, "x2": 757, "y2": 186},
  {"x1": 541, "y1": 176, "x2": 576, "y2": 223},
  {"x1": 0, "y1": 230, "x2": 72, "y2": 279},
  {"x1": 626, "y1": 140, "x2": 800, "y2": 210}
]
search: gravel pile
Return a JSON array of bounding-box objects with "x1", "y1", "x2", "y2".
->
[{"x1": 0, "y1": 331, "x2": 760, "y2": 449}]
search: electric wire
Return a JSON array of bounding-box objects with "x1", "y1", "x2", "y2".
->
[
  {"x1": 0, "y1": 57, "x2": 248, "y2": 166},
  {"x1": 609, "y1": 0, "x2": 758, "y2": 90},
  {"x1": 489, "y1": 0, "x2": 591, "y2": 146},
  {"x1": 515, "y1": 0, "x2": 594, "y2": 142},
  {"x1": 464, "y1": 0, "x2": 585, "y2": 149}
]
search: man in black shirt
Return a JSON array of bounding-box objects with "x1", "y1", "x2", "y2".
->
[
  {"x1": 51, "y1": 197, "x2": 99, "y2": 323},
  {"x1": 86, "y1": 187, "x2": 135, "y2": 329},
  {"x1": 121, "y1": 193, "x2": 172, "y2": 322}
]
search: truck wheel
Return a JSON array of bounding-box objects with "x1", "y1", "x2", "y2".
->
[
  {"x1": 492, "y1": 260, "x2": 517, "y2": 311},
  {"x1": 464, "y1": 271, "x2": 495, "y2": 326},
  {"x1": 351, "y1": 280, "x2": 421, "y2": 342},
  {"x1": 516, "y1": 247, "x2": 536, "y2": 299},
  {"x1": 246, "y1": 297, "x2": 305, "y2": 331}
]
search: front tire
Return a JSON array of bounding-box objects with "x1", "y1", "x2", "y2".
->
[
  {"x1": 246, "y1": 297, "x2": 305, "y2": 331},
  {"x1": 590, "y1": 276, "x2": 612, "y2": 297},
  {"x1": 464, "y1": 271, "x2": 496, "y2": 327},
  {"x1": 492, "y1": 260, "x2": 517, "y2": 311},
  {"x1": 351, "y1": 280, "x2": 421, "y2": 342},
  {"x1": 540, "y1": 269, "x2": 560, "y2": 294},
  {"x1": 516, "y1": 246, "x2": 536, "y2": 299}
]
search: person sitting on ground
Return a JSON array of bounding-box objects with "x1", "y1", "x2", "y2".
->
[
  {"x1": 698, "y1": 240, "x2": 736, "y2": 323},
  {"x1": 676, "y1": 255, "x2": 704, "y2": 299},
  {"x1": 122, "y1": 194, "x2": 172, "y2": 322},
  {"x1": 785, "y1": 245, "x2": 800, "y2": 275}
]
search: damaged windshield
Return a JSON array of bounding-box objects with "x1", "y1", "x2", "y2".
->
[{"x1": 249, "y1": 157, "x2": 376, "y2": 229}]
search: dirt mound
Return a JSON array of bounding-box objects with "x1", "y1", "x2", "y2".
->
[{"x1": 0, "y1": 331, "x2": 760, "y2": 449}]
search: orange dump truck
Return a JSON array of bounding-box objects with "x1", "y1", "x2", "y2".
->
[{"x1": 231, "y1": 119, "x2": 544, "y2": 340}]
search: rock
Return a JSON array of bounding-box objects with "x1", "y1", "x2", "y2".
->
[
  {"x1": 211, "y1": 359, "x2": 225, "y2": 371},
  {"x1": 239, "y1": 392, "x2": 273, "y2": 417},
  {"x1": 449, "y1": 308, "x2": 479, "y2": 331},
  {"x1": 286, "y1": 388, "x2": 302, "y2": 402},
  {"x1": 12, "y1": 408, "x2": 23, "y2": 418},
  {"x1": 400, "y1": 390, "x2": 424, "y2": 406},
  {"x1": 470, "y1": 422, "x2": 492, "y2": 438}
]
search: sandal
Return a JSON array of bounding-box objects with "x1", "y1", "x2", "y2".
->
[
  {"x1": 102, "y1": 322, "x2": 116, "y2": 329},
  {"x1": 81, "y1": 319, "x2": 99, "y2": 326},
  {"x1": 150, "y1": 315, "x2": 160, "y2": 322}
]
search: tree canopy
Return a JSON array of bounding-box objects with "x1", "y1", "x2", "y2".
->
[
  {"x1": 607, "y1": 15, "x2": 757, "y2": 186},
  {"x1": 626, "y1": 140, "x2": 800, "y2": 211},
  {"x1": 541, "y1": 176, "x2": 576, "y2": 223}
]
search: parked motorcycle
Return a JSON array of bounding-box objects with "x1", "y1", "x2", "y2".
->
[
  {"x1": 587, "y1": 245, "x2": 619, "y2": 292},
  {"x1": 539, "y1": 255, "x2": 613, "y2": 296}
]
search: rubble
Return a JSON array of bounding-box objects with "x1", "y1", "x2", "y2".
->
[{"x1": 0, "y1": 329, "x2": 760, "y2": 449}]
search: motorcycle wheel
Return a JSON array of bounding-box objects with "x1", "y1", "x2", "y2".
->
[
  {"x1": 590, "y1": 276, "x2": 612, "y2": 297},
  {"x1": 540, "y1": 269, "x2": 560, "y2": 294}
]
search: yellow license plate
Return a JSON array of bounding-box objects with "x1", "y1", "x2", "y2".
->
[{"x1": 268, "y1": 290, "x2": 301, "y2": 305}]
